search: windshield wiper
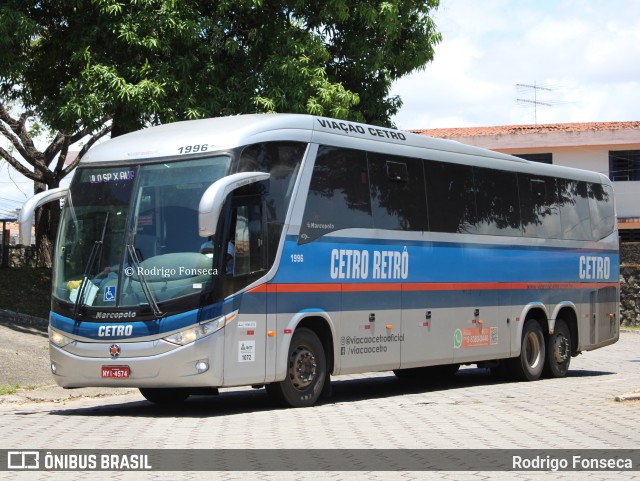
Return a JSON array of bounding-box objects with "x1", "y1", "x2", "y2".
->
[
  {"x1": 73, "y1": 212, "x2": 109, "y2": 318},
  {"x1": 126, "y1": 244, "x2": 163, "y2": 317}
]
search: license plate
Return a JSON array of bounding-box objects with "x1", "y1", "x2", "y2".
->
[{"x1": 101, "y1": 366, "x2": 130, "y2": 379}]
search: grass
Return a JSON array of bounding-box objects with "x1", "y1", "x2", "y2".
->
[
  {"x1": 0, "y1": 384, "x2": 20, "y2": 396},
  {"x1": 0, "y1": 268, "x2": 52, "y2": 319},
  {"x1": 0, "y1": 384, "x2": 37, "y2": 396}
]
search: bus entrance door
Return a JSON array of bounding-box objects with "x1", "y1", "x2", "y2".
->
[{"x1": 222, "y1": 198, "x2": 269, "y2": 386}]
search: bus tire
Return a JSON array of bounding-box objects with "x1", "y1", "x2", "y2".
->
[
  {"x1": 266, "y1": 328, "x2": 326, "y2": 408},
  {"x1": 508, "y1": 319, "x2": 546, "y2": 381},
  {"x1": 544, "y1": 318, "x2": 571, "y2": 378},
  {"x1": 139, "y1": 388, "x2": 190, "y2": 404}
]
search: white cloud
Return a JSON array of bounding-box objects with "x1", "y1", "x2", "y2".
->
[{"x1": 391, "y1": 0, "x2": 640, "y2": 129}]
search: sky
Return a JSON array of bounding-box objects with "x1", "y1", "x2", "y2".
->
[
  {"x1": 390, "y1": 0, "x2": 640, "y2": 130},
  {"x1": 2, "y1": 0, "x2": 640, "y2": 218}
]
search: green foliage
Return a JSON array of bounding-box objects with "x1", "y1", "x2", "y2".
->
[
  {"x1": 0, "y1": 0, "x2": 441, "y2": 133},
  {"x1": 0, "y1": 384, "x2": 20, "y2": 396},
  {"x1": 0, "y1": 268, "x2": 52, "y2": 319}
]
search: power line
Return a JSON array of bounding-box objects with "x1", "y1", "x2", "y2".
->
[
  {"x1": 0, "y1": 158, "x2": 30, "y2": 197},
  {"x1": 0, "y1": 196, "x2": 23, "y2": 204}
]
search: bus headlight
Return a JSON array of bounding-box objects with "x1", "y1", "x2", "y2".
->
[
  {"x1": 49, "y1": 326, "x2": 74, "y2": 348},
  {"x1": 163, "y1": 316, "x2": 225, "y2": 346}
]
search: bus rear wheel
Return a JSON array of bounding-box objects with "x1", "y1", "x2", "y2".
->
[
  {"x1": 139, "y1": 388, "x2": 190, "y2": 404},
  {"x1": 266, "y1": 328, "x2": 326, "y2": 408},
  {"x1": 544, "y1": 318, "x2": 571, "y2": 378},
  {"x1": 508, "y1": 319, "x2": 545, "y2": 381}
]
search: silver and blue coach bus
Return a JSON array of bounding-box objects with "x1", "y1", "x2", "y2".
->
[{"x1": 19, "y1": 114, "x2": 619, "y2": 407}]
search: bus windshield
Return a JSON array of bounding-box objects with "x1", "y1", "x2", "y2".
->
[{"x1": 53, "y1": 156, "x2": 230, "y2": 311}]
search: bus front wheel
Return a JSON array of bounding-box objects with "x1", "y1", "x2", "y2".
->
[
  {"x1": 266, "y1": 328, "x2": 326, "y2": 408},
  {"x1": 544, "y1": 318, "x2": 571, "y2": 378},
  {"x1": 508, "y1": 319, "x2": 546, "y2": 381}
]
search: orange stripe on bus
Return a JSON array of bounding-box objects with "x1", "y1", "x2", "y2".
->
[{"x1": 247, "y1": 281, "x2": 618, "y2": 293}]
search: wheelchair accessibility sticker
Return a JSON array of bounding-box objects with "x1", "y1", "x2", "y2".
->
[{"x1": 103, "y1": 286, "x2": 116, "y2": 302}]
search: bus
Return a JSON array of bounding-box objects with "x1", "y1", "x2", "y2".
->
[{"x1": 18, "y1": 114, "x2": 619, "y2": 407}]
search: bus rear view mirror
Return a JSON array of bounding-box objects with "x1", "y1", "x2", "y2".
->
[
  {"x1": 198, "y1": 172, "x2": 270, "y2": 237},
  {"x1": 18, "y1": 187, "x2": 69, "y2": 245}
]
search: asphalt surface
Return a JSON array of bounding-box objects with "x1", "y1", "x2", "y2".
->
[{"x1": 1, "y1": 322, "x2": 640, "y2": 481}]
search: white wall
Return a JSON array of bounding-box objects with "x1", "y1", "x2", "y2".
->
[{"x1": 611, "y1": 182, "x2": 640, "y2": 218}]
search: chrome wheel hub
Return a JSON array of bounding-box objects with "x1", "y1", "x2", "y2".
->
[{"x1": 290, "y1": 346, "x2": 317, "y2": 390}]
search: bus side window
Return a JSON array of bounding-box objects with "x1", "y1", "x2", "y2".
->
[
  {"x1": 519, "y1": 175, "x2": 561, "y2": 239},
  {"x1": 588, "y1": 183, "x2": 615, "y2": 240},
  {"x1": 238, "y1": 141, "x2": 305, "y2": 264},
  {"x1": 232, "y1": 204, "x2": 264, "y2": 276},
  {"x1": 558, "y1": 179, "x2": 591, "y2": 240},
  {"x1": 299, "y1": 146, "x2": 372, "y2": 244},
  {"x1": 225, "y1": 198, "x2": 265, "y2": 296},
  {"x1": 367, "y1": 153, "x2": 427, "y2": 232},
  {"x1": 470, "y1": 166, "x2": 521, "y2": 236},
  {"x1": 424, "y1": 160, "x2": 476, "y2": 234}
]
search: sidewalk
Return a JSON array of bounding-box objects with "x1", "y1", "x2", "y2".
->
[{"x1": 0, "y1": 311, "x2": 136, "y2": 404}]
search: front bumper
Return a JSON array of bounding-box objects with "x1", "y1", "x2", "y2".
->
[{"x1": 49, "y1": 330, "x2": 225, "y2": 388}]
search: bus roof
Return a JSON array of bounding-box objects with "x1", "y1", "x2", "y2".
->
[
  {"x1": 81, "y1": 114, "x2": 520, "y2": 164},
  {"x1": 79, "y1": 114, "x2": 608, "y2": 184}
]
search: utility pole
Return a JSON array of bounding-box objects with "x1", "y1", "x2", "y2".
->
[{"x1": 516, "y1": 82, "x2": 552, "y2": 124}]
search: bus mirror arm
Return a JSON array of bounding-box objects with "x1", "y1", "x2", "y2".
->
[
  {"x1": 18, "y1": 187, "x2": 69, "y2": 245},
  {"x1": 198, "y1": 172, "x2": 270, "y2": 237}
]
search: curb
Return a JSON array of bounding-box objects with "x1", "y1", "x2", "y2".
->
[
  {"x1": 615, "y1": 393, "x2": 640, "y2": 402},
  {"x1": 620, "y1": 328, "x2": 640, "y2": 334},
  {"x1": 0, "y1": 309, "x2": 48, "y2": 331},
  {"x1": 0, "y1": 385, "x2": 138, "y2": 405}
]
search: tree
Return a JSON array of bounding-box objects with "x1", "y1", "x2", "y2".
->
[
  {"x1": 0, "y1": 106, "x2": 111, "y2": 264},
  {"x1": 1, "y1": 3, "x2": 113, "y2": 262},
  {"x1": 0, "y1": 0, "x2": 441, "y2": 258}
]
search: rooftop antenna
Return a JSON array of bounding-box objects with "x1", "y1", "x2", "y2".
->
[{"x1": 516, "y1": 82, "x2": 552, "y2": 124}]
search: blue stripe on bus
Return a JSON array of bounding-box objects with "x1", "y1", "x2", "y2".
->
[
  {"x1": 50, "y1": 280, "x2": 616, "y2": 338},
  {"x1": 50, "y1": 235, "x2": 618, "y2": 338},
  {"x1": 274, "y1": 236, "x2": 619, "y2": 284},
  {"x1": 50, "y1": 309, "x2": 201, "y2": 340}
]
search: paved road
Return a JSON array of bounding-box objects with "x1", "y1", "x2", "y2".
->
[{"x1": 1, "y1": 324, "x2": 639, "y2": 480}]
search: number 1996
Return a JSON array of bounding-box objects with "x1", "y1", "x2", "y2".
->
[{"x1": 178, "y1": 144, "x2": 208, "y2": 154}]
